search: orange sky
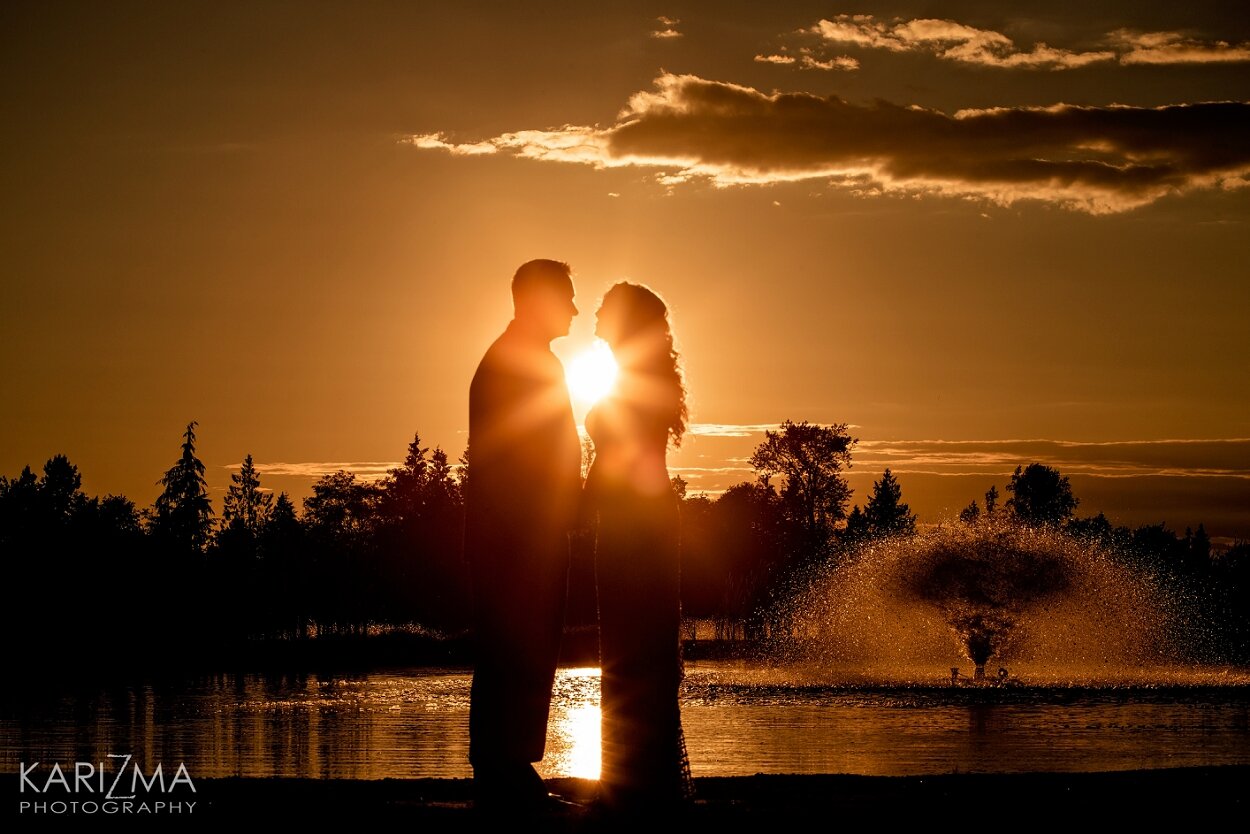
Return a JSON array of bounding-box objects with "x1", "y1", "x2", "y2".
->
[{"x1": 3, "y1": 2, "x2": 1248, "y2": 539}]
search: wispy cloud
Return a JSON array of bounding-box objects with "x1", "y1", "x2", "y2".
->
[
  {"x1": 651, "y1": 15, "x2": 682, "y2": 40},
  {"x1": 1110, "y1": 29, "x2": 1250, "y2": 65},
  {"x1": 407, "y1": 134, "x2": 496, "y2": 155},
  {"x1": 671, "y1": 465, "x2": 756, "y2": 485},
  {"x1": 689, "y1": 422, "x2": 782, "y2": 437},
  {"x1": 240, "y1": 461, "x2": 400, "y2": 482},
  {"x1": 755, "y1": 48, "x2": 859, "y2": 71},
  {"x1": 810, "y1": 14, "x2": 1114, "y2": 69},
  {"x1": 854, "y1": 438, "x2": 1250, "y2": 479},
  {"x1": 408, "y1": 72, "x2": 1250, "y2": 213},
  {"x1": 805, "y1": 15, "x2": 1250, "y2": 69}
]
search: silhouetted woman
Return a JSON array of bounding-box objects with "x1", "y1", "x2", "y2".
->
[{"x1": 584, "y1": 281, "x2": 694, "y2": 810}]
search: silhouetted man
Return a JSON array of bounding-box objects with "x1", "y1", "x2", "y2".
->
[{"x1": 464, "y1": 259, "x2": 582, "y2": 807}]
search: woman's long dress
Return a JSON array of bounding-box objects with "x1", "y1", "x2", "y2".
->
[{"x1": 585, "y1": 392, "x2": 694, "y2": 806}]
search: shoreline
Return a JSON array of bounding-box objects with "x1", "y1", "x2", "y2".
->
[{"x1": 9, "y1": 767, "x2": 1246, "y2": 822}]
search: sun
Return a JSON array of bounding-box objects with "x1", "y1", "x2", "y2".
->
[{"x1": 565, "y1": 340, "x2": 618, "y2": 406}]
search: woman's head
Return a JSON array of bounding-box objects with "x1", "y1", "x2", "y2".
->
[
  {"x1": 595, "y1": 282, "x2": 668, "y2": 347},
  {"x1": 595, "y1": 281, "x2": 688, "y2": 445}
]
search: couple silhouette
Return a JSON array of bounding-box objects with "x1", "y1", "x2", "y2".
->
[{"x1": 463, "y1": 259, "x2": 693, "y2": 814}]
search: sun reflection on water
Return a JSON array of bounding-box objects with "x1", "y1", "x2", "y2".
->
[{"x1": 538, "y1": 666, "x2": 602, "y2": 779}]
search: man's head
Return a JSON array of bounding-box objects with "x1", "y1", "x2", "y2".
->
[{"x1": 512, "y1": 259, "x2": 577, "y2": 340}]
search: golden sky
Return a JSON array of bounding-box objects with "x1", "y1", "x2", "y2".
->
[{"x1": 3, "y1": 2, "x2": 1248, "y2": 538}]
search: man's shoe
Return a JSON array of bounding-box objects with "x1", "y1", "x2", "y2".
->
[{"x1": 473, "y1": 762, "x2": 552, "y2": 811}]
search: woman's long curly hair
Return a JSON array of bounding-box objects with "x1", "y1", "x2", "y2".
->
[{"x1": 599, "y1": 281, "x2": 688, "y2": 447}]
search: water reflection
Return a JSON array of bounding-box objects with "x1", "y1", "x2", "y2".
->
[
  {"x1": 539, "y1": 667, "x2": 601, "y2": 780},
  {"x1": 3, "y1": 661, "x2": 1248, "y2": 780}
]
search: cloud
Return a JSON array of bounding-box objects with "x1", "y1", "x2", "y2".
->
[
  {"x1": 408, "y1": 72, "x2": 1250, "y2": 213},
  {"x1": 1110, "y1": 29, "x2": 1250, "y2": 65},
  {"x1": 242, "y1": 461, "x2": 400, "y2": 481},
  {"x1": 755, "y1": 49, "x2": 859, "y2": 71},
  {"x1": 651, "y1": 15, "x2": 682, "y2": 39},
  {"x1": 405, "y1": 125, "x2": 609, "y2": 164},
  {"x1": 689, "y1": 422, "x2": 783, "y2": 437},
  {"x1": 811, "y1": 14, "x2": 1114, "y2": 69},
  {"x1": 405, "y1": 134, "x2": 497, "y2": 155},
  {"x1": 808, "y1": 15, "x2": 1250, "y2": 69},
  {"x1": 802, "y1": 55, "x2": 860, "y2": 71},
  {"x1": 853, "y1": 438, "x2": 1250, "y2": 479}
]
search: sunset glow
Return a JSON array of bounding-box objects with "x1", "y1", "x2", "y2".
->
[{"x1": 2, "y1": 2, "x2": 1248, "y2": 538}]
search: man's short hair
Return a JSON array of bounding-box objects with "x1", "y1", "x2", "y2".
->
[{"x1": 511, "y1": 259, "x2": 572, "y2": 302}]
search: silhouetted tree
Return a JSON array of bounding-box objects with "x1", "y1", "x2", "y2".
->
[
  {"x1": 150, "y1": 421, "x2": 213, "y2": 553},
  {"x1": 863, "y1": 468, "x2": 916, "y2": 537},
  {"x1": 674, "y1": 490, "x2": 715, "y2": 622},
  {"x1": 841, "y1": 504, "x2": 870, "y2": 544},
  {"x1": 210, "y1": 454, "x2": 276, "y2": 640},
  {"x1": 268, "y1": 490, "x2": 299, "y2": 530},
  {"x1": 984, "y1": 485, "x2": 999, "y2": 517},
  {"x1": 1215, "y1": 541, "x2": 1250, "y2": 657},
  {"x1": 1184, "y1": 523, "x2": 1212, "y2": 572},
  {"x1": 670, "y1": 474, "x2": 688, "y2": 500},
  {"x1": 1066, "y1": 512, "x2": 1116, "y2": 545},
  {"x1": 701, "y1": 479, "x2": 790, "y2": 638},
  {"x1": 258, "y1": 490, "x2": 308, "y2": 639},
  {"x1": 959, "y1": 500, "x2": 980, "y2": 525},
  {"x1": 2, "y1": 456, "x2": 160, "y2": 667},
  {"x1": 456, "y1": 449, "x2": 471, "y2": 496},
  {"x1": 1005, "y1": 463, "x2": 1077, "y2": 527},
  {"x1": 5, "y1": 457, "x2": 91, "y2": 651},
  {"x1": 94, "y1": 494, "x2": 144, "y2": 536},
  {"x1": 304, "y1": 470, "x2": 379, "y2": 537},
  {"x1": 1128, "y1": 523, "x2": 1187, "y2": 572},
  {"x1": 748, "y1": 420, "x2": 856, "y2": 563},
  {"x1": 0, "y1": 466, "x2": 40, "y2": 539},
  {"x1": 37, "y1": 454, "x2": 88, "y2": 526},
  {"x1": 374, "y1": 433, "x2": 466, "y2": 630},
  {"x1": 222, "y1": 453, "x2": 272, "y2": 536},
  {"x1": 303, "y1": 469, "x2": 381, "y2": 635}
]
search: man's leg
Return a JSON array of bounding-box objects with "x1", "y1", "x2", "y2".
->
[{"x1": 468, "y1": 536, "x2": 569, "y2": 804}]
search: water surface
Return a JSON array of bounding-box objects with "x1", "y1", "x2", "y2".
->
[{"x1": 4, "y1": 661, "x2": 1248, "y2": 779}]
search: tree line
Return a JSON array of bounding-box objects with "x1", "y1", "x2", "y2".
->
[{"x1": 3, "y1": 419, "x2": 1248, "y2": 669}]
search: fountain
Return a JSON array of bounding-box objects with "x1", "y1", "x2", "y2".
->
[
  {"x1": 783, "y1": 518, "x2": 1187, "y2": 684},
  {"x1": 658, "y1": 517, "x2": 1250, "y2": 775}
]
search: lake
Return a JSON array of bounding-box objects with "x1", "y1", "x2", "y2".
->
[{"x1": 4, "y1": 660, "x2": 1249, "y2": 780}]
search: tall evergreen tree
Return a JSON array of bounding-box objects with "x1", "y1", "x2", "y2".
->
[
  {"x1": 38, "y1": 454, "x2": 87, "y2": 526},
  {"x1": 381, "y1": 433, "x2": 431, "y2": 524},
  {"x1": 222, "y1": 453, "x2": 273, "y2": 536},
  {"x1": 863, "y1": 468, "x2": 917, "y2": 537},
  {"x1": 259, "y1": 490, "x2": 307, "y2": 639},
  {"x1": 1192, "y1": 523, "x2": 1211, "y2": 564},
  {"x1": 151, "y1": 421, "x2": 214, "y2": 552},
  {"x1": 373, "y1": 433, "x2": 466, "y2": 629},
  {"x1": 984, "y1": 485, "x2": 999, "y2": 517},
  {"x1": 267, "y1": 490, "x2": 299, "y2": 533},
  {"x1": 842, "y1": 504, "x2": 871, "y2": 543}
]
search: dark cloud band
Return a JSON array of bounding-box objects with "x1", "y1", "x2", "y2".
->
[{"x1": 410, "y1": 73, "x2": 1250, "y2": 213}]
